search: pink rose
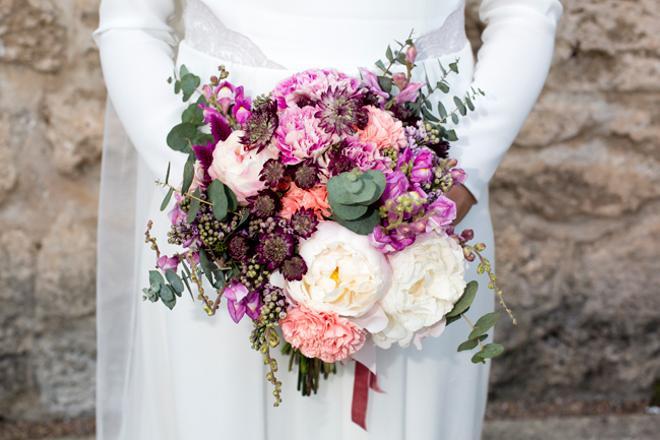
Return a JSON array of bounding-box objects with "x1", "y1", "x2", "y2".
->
[
  {"x1": 357, "y1": 106, "x2": 406, "y2": 151},
  {"x1": 208, "y1": 130, "x2": 278, "y2": 202},
  {"x1": 280, "y1": 305, "x2": 366, "y2": 363}
]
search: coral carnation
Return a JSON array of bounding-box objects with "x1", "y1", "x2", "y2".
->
[
  {"x1": 280, "y1": 183, "x2": 331, "y2": 220},
  {"x1": 357, "y1": 106, "x2": 406, "y2": 151}
]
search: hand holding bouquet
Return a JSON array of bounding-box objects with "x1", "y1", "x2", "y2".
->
[{"x1": 143, "y1": 35, "x2": 515, "y2": 423}]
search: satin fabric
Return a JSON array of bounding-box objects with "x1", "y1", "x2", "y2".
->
[{"x1": 93, "y1": 1, "x2": 562, "y2": 438}]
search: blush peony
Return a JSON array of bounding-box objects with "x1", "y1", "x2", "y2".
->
[
  {"x1": 356, "y1": 106, "x2": 406, "y2": 151},
  {"x1": 373, "y1": 232, "x2": 466, "y2": 349},
  {"x1": 286, "y1": 222, "x2": 391, "y2": 318},
  {"x1": 280, "y1": 305, "x2": 366, "y2": 363},
  {"x1": 207, "y1": 130, "x2": 278, "y2": 202}
]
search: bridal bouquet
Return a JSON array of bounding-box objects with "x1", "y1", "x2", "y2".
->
[{"x1": 144, "y1": 36, "x2": 513, "y2": 416}]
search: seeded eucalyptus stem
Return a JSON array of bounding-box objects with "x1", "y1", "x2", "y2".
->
[
  {"x1": 144, "y1": 220, "x2": 162, "y2": 260},
  {"x1": 465, "y1": 244, "x2": 517, "y2": 325}
]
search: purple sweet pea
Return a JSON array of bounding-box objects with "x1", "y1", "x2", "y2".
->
[
  {"x1": 224, "y1": 281, "x2": 262, "y2": 323},
  {"x1": 409, "y1": 148, "x2": 434, "y2": 184},
  {"x1": 369, "y1": 225, "x2": 416, "y2": 253},
  {"x1": 426, "y1": 195, "x2": 457, "y2": 231},
  {"x1": 168, "y1": 197, "x2": 186, "y2": 225},
  {"x1": 157, "y1": 255, "x2": 180, "y2": 271},
  {"x1": 382, "y1": 171, "x2": 409, "y2": 201},
  {"x1": 395, "y1": 82, "x2": 423, "y2": 104},
  {"x1": 232, "y1": 86, "x2": 252, "y2": 124}
]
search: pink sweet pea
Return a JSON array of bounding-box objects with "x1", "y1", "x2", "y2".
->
[
  {"x1": 396, "y1": 82, "x2": 423, "y2": 104},
  {"x1": 224, "y1": 281, "x2": 261, "y2": 323},
  {"x1": 157, "y1": 255, "x2": 180, "y2": 271}
]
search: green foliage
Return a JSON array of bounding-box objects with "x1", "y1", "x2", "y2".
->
[
  {"x1": 457, "y1": 335, "x2": 487, "y2": 352},
  {"x1": 471, "y1": 343, "x2": 504, "y2": 364},
  {"x1": 160, "y1": 187, "x2": 174, "y2": 212},
  {"x1": 207, "y1": 180, "x2": 229, "y2": 221},
  {"x1": 198, "y1": 249, "x2": 224, "y2": 289},
  {"x1": 327, "y1": 170, "x2": 386, "y2": 235},
  {"x1": 186, "y1": 188, "x2": 201, "y2": 224},
  {"x1": 165, "y1": 269, "x2": 184, "y2": 296},
  {"x1": 181, "y1": 154, "x2": 195, "y2": 194},
  {"x1": 468, "y1": 312, "x2": 500, "y2": 340},
  {"x1": 446, "y1": 281, "x2": 478, "y2": 318}
]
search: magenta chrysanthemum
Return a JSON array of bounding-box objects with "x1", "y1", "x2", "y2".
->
[{"x1": 274, "y1": 105, "x2": 332, "y2": 165}]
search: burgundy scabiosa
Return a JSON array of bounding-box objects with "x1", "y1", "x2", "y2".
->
[
  {"x1": 291, "y1": 160, "x2": 320, "y2": 190},
  {"x1": 227, "y1": 233, "x2": 251, "y2": 262},
  {"x1": 256, "y1": 229, "x2": 296, "y2": 270},
  {"x1": 289, "y1": 208, "x2": 318, "y2": 238},
  {"x1": 281, "y1": 255, "x2": 308, "y2": 281},
  {"x1": 315, "y1": 88, "x2": 369, "y2": 136},
  {"x1": 249, "y1": 189, "x2": 281, "y2": 219},
  {"x1": 260, "y1": 159, "x2": 287, "y2": 188},
  {"x1": 241, "y1": 98, "x2": 278, "y2": 152}
]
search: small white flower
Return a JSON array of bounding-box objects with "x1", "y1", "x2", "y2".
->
[
  {"x1": 286, "y1": 222, "x2": 391, "y2": 318},
  {"x1": 373, "y1": 232, "x2": 466, "y2": 349}
]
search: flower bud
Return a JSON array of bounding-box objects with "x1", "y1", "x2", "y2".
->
[
  {"x1": 406, "y1": 45, "x2": 417, "y2": 64},
  {"x1": 392, "y1": 72, "x2": 409, "y2": 90}
]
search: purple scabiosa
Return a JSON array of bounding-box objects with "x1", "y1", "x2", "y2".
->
[
  {"x1": 241, "y1": 98, "x2": 278, "y2": 152},
  {"x1": 227, "y1": 233, "x2": 251, "y2": 262},
  {"x1": 259, "y1": 159, "x2": 287, "y2": 188},
  {"x1": 281, "y1": 255, "x2": 308, "y2": 281},
  {"x1": 289, "y1": 208, "x2": 319, "y2": 238},
  {"x1": 290, "y1": 160, "x2": 320, "y2": 190},
  {"x1": 315, "y1": 88, "x2": 369, "y2": 136},
  {"x1": 249, "y1": 189, "x2": 281, "y2": 219},
  {"x1": 256, "y1": 229, "x2": 296, "y2": 270}
]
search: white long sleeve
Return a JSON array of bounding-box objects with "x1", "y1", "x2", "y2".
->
[
  {"x1": 94, "y1": 0, "x2": 185, "y2": 178},
  {"x1": 457, "y1": 0, "x2": 563, "y2": 202}
]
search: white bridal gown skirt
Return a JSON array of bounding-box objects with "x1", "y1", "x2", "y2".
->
[{"x1": 111, "y1": 39, "x2": 495, "y2": 440}]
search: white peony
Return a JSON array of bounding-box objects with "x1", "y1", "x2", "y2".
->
[
  {"x1": 373, "y1": 232, "x2": 466, "y2": 349},
  {"x1": 207, "y1": 130, "x2": 278, "y2": 202},
  {"x1": 286, "y1": 222, "x2": 392, "y2": 318}
]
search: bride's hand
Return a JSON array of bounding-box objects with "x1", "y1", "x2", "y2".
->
[{"x1": 447, "y1": 184, "x2": 476, "y2": 225}]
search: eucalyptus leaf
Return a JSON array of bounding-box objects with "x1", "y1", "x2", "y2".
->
[
  {"x1": 181, "y1": 154, "x2": 195, "y2": 194},
  {"x1": 180, "y1": 73, "x2": 201, "y2": 102},
  {"x1": 336, "y1": 208, "x2": 380, "y2": 235},
  {"x1": 438, "y1": 102, "x2": 448, "y2": 119},
  {"x1": 182, "y1": 101, "x2": 204, "y2": 125},
  {"x1": 468, "y1": 312, "x2": 500, "y2": 339},
  {"x1": 378, "y1": 76, "x2": 393, "y2": 93},
  {"x1": 186, "y1": 189, "x2": 201, "y2": 224},
  {"x1": 480, "y1": 343, "x2": 504, "y2": 359},
  {"x1": 375, "y1": 59, "x2": 386, "y2": 72},
  {"x1": 421, "y1": 106, "x2": 440, "y2": 123},
  {"x1": 165, "y1": 269, "x2": 184, "y2": 295},
  {"x1": 446, "y1": 281, "x2": 478, "y2": 317},
  {"x1": 465, "y1": 96, "x2": 475, "y2": 111},
  {"x1": 149, "y1": 270, "x2": 164, "y2": 289},
  {"x1": 208, "y1": 180, "x2": 229, "y2": 220},
  {"x1": 454, "y1": 96, "x2": 467, "y2": 116},
  {"x1": 224, "y1": 185, "x2": 238, "y2": 211},
  {"x1": 159, "y1": 284, "x2": 177, "y2": 310},
  {"x1": 445, "y1": 129, "x2": 458, "y2": 142},
  {"x1": 471, "y1": 352, "x2": 486, "y2": 364},
  {"x1": 164, "y1": 162, "x2": 171, "y2": 185},
  {"x1": 437, "y1": 81, "x2": 450, "y2": 93},
  {"x1": 457, "y1": 335, "x2": 487, "y2": 352},
  {"x1": 386, "y1": 45, "x2": 394, "y2": 62},
  {"x1": 451, "y1": 113, "x2": 459, "y2": 124},
  {"x1": 330, "y1": 202, "x2": 369, "y2": 221},
  {"x1": 160, "y1": 187, "x2": 174, "y2": 212},
  {"x1": 449, "y1": 61, "x2": 459, "y2": 74},
  {"x1": 167, "y1": 123, "x2": 197, "y2": 153},
  {"x1": 198, "y1": 249, "x2": 216, "y2": 285}
]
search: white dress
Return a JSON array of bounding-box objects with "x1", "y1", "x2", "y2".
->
[{"x1": 93, "y1": 1, "x2": 562, "y2": 439}]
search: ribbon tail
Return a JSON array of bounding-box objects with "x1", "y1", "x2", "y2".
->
[{"x1": 351, "y1": 361, "x2": 384, "y2": 430}]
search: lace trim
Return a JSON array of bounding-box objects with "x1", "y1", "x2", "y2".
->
[
  {"x1": 415, "y1": 4, "x2": 467, "y2": 61},
  {"x1": 183, "y1": 0, "x2": 284, "y2": 69},
  {"x1": 183, "y1": 0, "x2": 467, "y2": 68}
]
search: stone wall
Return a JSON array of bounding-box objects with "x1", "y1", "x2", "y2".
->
[{"x1": 0, "y1": 0, "x2": 658, "y2": 422}]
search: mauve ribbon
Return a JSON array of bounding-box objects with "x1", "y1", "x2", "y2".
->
[{"x1": 351, "y1": 361, "x2": 383, "y2": 430}]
